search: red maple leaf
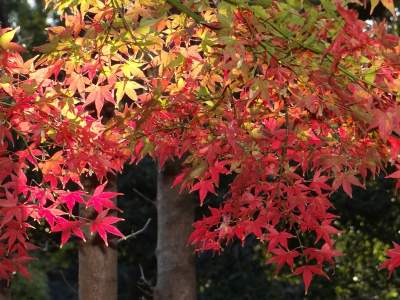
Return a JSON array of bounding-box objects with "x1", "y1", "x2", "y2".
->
[
  {"x1": 266, "y1": 248, "x2": 300, "y2": 272},
  {"x1": 86, "y1": 182, "x2": 121, "y2": 212},
  {"x1": 190, "y1": 180, "x2": 216, "y2": 205},
  {"x1": 293, "y1": 265, "x2": 329, "y2": 295},
  {"x1": 0, "y1": 221, "x2": 31, "y2": 251},
  {"x1": 84, "y1": 84, "x2": 115, "y2": 116},
  {"x1": 304, "y1": 243, "x2": 342, "y2": 265},
  {"x1": 310, "y1": 171, "x2": 331, "y2": 195},
  {"x1": 315, "y1": 220, "x2": 340, "y2": 245},
  {"x1": 38, "y1": 207, "x2": 66, "y2": 228},
  {"x1": 90, "y1": 210, "x2": 124, "y2": 246},
  {"x1": 209, "y1": 161, "x2": 230, "y2": 187},
  {"x1": 0, "y1": 190, "x2": 18, "y2": 208},
  {"x1": 52, "y1": 218, "x2": 86, "y2": 247},
  {"x1": 58, "y1": 191, "x2": 85, "y2": 214},
  {"x1": 265, "y1": 227, "x2": 294, "y2": 251},
  {"x1": 380, "y1": 242, "x2": 400, "y2": 277},
  {"x1": 388, "y1": 137, "x2": 400, "y2": 160},
  {"x1": 332, "y1": 173, "x2": 364, "y2": 198}
]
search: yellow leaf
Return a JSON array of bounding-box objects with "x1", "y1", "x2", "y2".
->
[
  {"x1": 250, "y1": 127, "x2": 264, "y2": 139},
  {"x1": 160, "y1": 51, "x2": 172, "y2": 67},
  {"x1": 177, "y1": 78, "x2": 185, "y2": 91},
  {"x1": 126, "y1": 80, "x2": 145, "y2": 90},
  {"x1": 79, "y1": 0, "x2": 89, "y2": 14},
  {"x1": 115, "y1": 81, "x2": 144, "y2": 103},
  {"x1": 115, "y1": 82, "x2": 125, "y2": 103},
  {"x1": 370, "y1": 0, "x2": 379, "y2": 14},
  {"x1": 0, "y1": 28, "x2": 18, "y2": 50},
  {"x1": 125, "y1": 81, "x2": 140, "y2": 101},
  {"x1": 204, "y1": 100, "x2": 215, "y2": 108},
  {"x1": 121, "y1": 61, "x2": 145, "y2": 78}
]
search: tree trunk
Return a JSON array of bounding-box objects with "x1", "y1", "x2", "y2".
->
[
  {"x1": 79, "y1": 177, "x2": 118, "y2": 300},
  {"x1": 0, "y1": 291, "x2": 10, "y2": 300},
  {"x1": 0, "y1": 281, "x2": 10, "y2": 300},
  {"x1": 154, "y1": 160, "x2": 197, "y2": 300}
]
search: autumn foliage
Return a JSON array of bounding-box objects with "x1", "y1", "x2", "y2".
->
[{"x1": 0, "y1": 0, "x2": 399, "y2": 293}]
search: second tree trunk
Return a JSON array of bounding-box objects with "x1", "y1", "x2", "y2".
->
[{"x1": 154, "y1": 160, "x2": 197, "y2": 300}]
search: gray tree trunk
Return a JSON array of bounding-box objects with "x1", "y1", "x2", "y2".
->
[
  {"x1": 0, "y1": 281, "x2": 10, "y2": 300},
  {"x1": 154, "y1": 160, "x2": 197, "y2": 300},
  {"x1": 79, "y1": 177, "x2": 118, "y2": 300}
]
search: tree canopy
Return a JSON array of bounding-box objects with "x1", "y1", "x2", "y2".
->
[{"x1": 0, "y1": 0, "x2": 399, "y2": 293}]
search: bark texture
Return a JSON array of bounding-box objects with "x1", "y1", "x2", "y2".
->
[
  {"x1": 79, "y1": 177, "x2": 118, "y2": 300},
  {"x1": 0, "y1": 291, "x2": 10, "y2": 300},
  {"x1": 154, "y1": 160, "x2": 197, "y2": 300},
  {"x1": 0, "y1": 281, "x2": 10, "y2": 300}
]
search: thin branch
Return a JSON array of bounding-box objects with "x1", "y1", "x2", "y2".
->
[
  {"x1": 166, "y1": 0, "x2": 205, "y2": 24},
  {"x1": 118, "y1": 218, "x2": 152, "y2": 243},
  {"x1": 110, "y1": 0, "x2": 152, "y2": 54},
  {"x1": 165, "y1": 0, "x2": 220, "y2": 30},
  {"x1": 138, "y1": 263, "x2": 154, "y2": 290},
  {"x1": 278, "y1": 95, "x2": 289, "y2": 178},
  {"x1": 223, "y1": 0, "x2": 392, "y2": 94},
  {"x1": 132, "y1": 188, "x2": 156, "y2": 207},
  {"x1": 59, "y1": 270, "x2": 78, "y2": 295},
  {"x1": 259, "y1": 17, "x2": 390, "y2": 94}
]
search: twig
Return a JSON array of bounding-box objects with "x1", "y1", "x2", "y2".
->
[
  {"x1": 118, "y1": 218, "x2": 152, "y2": 243},
  {"x1": 59, "y1": 270, "x2": 78, "y2": 295},
  {"x1": 166, "y1": 0, "x2": 205, "y2": 24},
  {"x1": 138, "y1": 263, "x2": 154, "y2": 289},
  {"x1": 132, "y1": 187, "x2": 156, "y2": 207},
  {"x1": 223, "y1": 0, "x2": 392, "y2": 94},
  {"x1": 165, "y1": 0, "x2": 219, "y2": 30},
  {"x1": 259, "y1": 18, "x2": 390, "y2": 94},
  {"x1": 279, "y1": 95, "x2": 289, "y2": 178}
]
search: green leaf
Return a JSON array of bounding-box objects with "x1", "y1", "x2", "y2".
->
[
  {"x1": 121, "y1": 61, "x2": 145, "y2": 78},
  {"x1": 250, "y1": 0, "x2": 271, "y2": 8},
  {"x1": 320, "y1": 0, "x2": 336, "y2": 16},
  {"x1": 250, "y1": 5, "x2": 268, "y2": 19},
  {"x1": 198, "y1": 86, "x2": 210, "y2": 98},
  {"x1": 169, "y1": 53, "x2": 185, "y2": 68},
  {"x1": 166, "y1": 0, "x2": 206, "y2": 25},
  {"x1": 303, "y1": 35, "x2": 316, "y2": 48},
  {"x1": 217, "y1": 1, "x2": 235, "y2": 28},
  {"x1": 364, "y1": 70, "x2": 377, "y2": 85}
]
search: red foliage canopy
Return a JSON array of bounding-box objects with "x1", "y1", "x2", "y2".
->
[{"x1": 0, "y1": 0, "x2": 399, "y2": 292}]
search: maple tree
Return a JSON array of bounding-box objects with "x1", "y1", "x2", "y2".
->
[{"x1": 0, "y1": 0, "x2": 399, "y2": 294}]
